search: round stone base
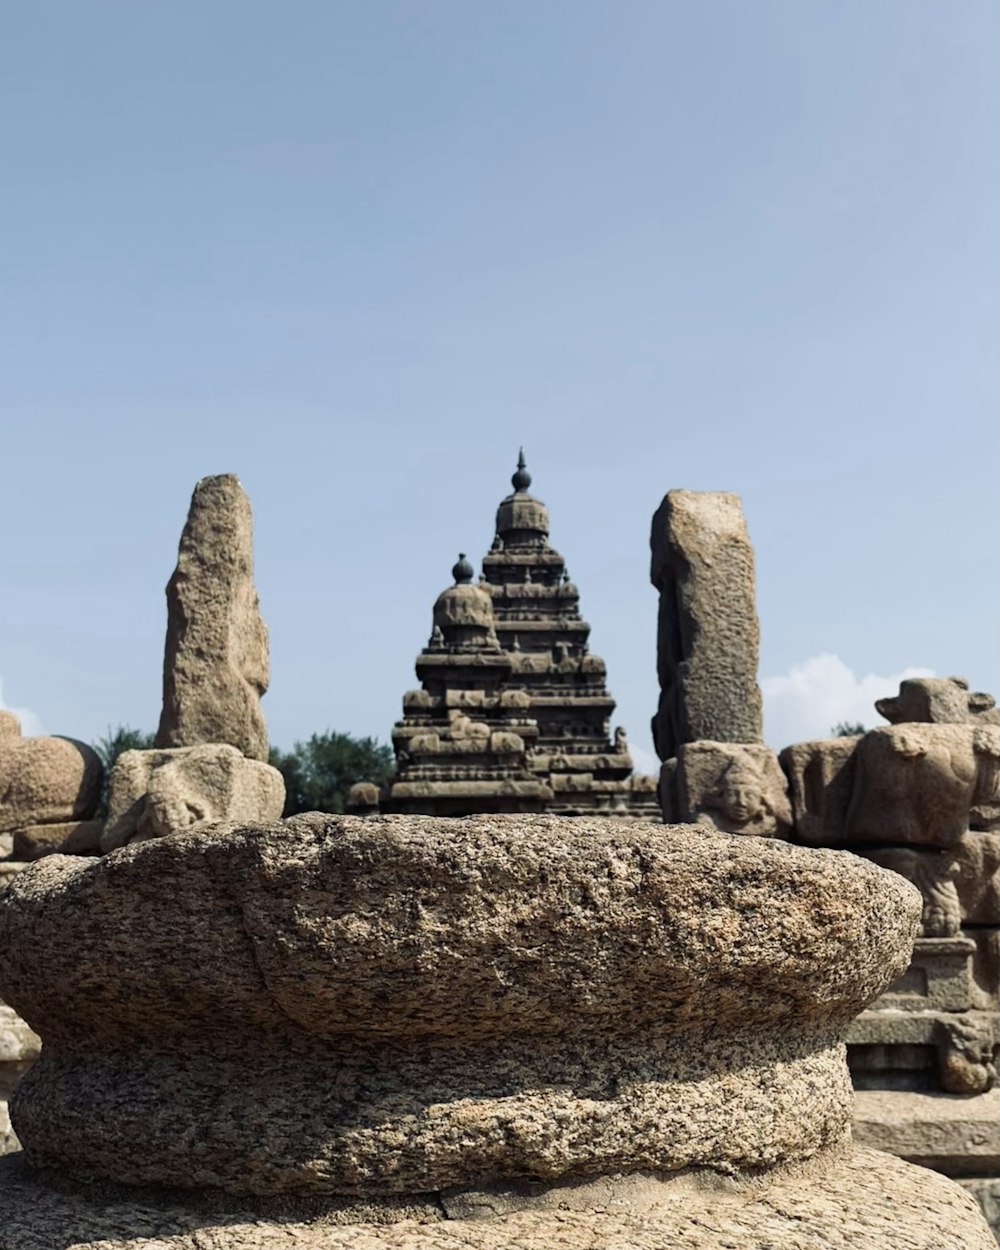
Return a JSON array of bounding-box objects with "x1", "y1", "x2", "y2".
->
[{"x1": 0, "y1": 1146, "x2": 992, "y2": 1250}]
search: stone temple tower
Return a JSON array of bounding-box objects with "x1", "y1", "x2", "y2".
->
[
  {"x1": 381, "y1": 454, "x2": 658, "y2": 819},
  {"x1": 384, "y1": 554, "x2": 552, "y2": 816}
]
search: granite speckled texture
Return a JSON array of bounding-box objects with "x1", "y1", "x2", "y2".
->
[
  {"x1": 0, "y1": 1146, "x2": 992, "y2": 1249},
  {"x1": 0, "y1": 815, "x2": 920, "y2": 1197}
]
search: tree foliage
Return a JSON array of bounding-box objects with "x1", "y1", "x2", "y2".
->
[
  {"x1": 831, "y1": 721, "x2": 866, "y2": 737},
  {"x1": 269, "y1": 732, "x2": 395, "y2": 817},
  {"x1": 92, "y1": 724, "x2": 157, "y2": 819}
]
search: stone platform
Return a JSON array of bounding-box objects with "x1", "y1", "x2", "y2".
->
[
  {"x1": 854, "y1": 1089, "x2": 1000, "y2": 1242},
  {"x1": 0, "y1": 1145, "x2": 992, "y2": 1249}
]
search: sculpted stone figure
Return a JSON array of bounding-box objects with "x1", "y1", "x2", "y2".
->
[
  {"x1": 0, "y1": 711, "x2": 102, "y2": 836},
  {"x1": 845, "y1": 725, "x2": 1000, "y2": 848},
  {"x1": 864, "y1": 834, "x2": 1000, "y2": 938},
  {"x1": 864, "y1": 846, "x2": 963, "y2": 937},
  {"x1": 877, "y1": 676, "x2": 999, "y2": 728},
  {"x1": 953, "y1": 830, "x2": 1000, "y2": 925},
  {"x1": 664, "y1": 741, "x2": 793, "y2": 839},
  {"x1": 155, "y1": 474, "x2": 271, "y2": 762},
  {"x1": 101, "y1": 744, "x2": 285, "y2": 852}
]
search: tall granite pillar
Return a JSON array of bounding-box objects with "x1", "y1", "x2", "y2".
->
[
  {"x1": 103, "y1": 474, "x2": 284, "y2": 852},
  {"x1": 155, "y1": 474, "x2": 270, "y2": 763},
  {"x1": 650, "y1": 490, "x2": 763, "y2": 760},
  {"x1": 650, "y1": 491, "x2": 789, "y2": 833}
]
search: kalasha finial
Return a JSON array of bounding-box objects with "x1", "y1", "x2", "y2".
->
[
  {"x1": 511, "y1": 447, "x2": 532, "y2": 493},
  {"x1": 452, "y1": 552, "x2": 475, "y2": 584}
]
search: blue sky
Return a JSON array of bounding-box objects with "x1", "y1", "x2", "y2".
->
[{"x1": 1, "y1": 1, "x2": 996, "y2": 766}]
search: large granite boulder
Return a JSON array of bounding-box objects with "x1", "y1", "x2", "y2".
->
[{"x1": 0, "y1": 815, "x2": 992, "y2": 1249}]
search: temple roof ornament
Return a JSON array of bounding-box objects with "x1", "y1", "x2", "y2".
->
[
  {"x1": 432, "y1": 554, "x2": 496, "y2": 643},
  {"x1": 451, "y1": 552, "x2": 475, "y2": 584},
  {"x1": 511, "y1": 446, "x2": 532, "y2": 493}
]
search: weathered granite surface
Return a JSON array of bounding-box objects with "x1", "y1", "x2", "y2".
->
[
  {"x1": 155, "y1": 474, "x2": 270, "y2": 762},
  {"x1": 650, "y1": 491, "x2": 763, "y2": 761},
  {"x1": 0, "y1": 1145, "x2": 991, "y2": 1249},
  {"x1": 101, "y1": 744, "x2": 285, "y2": 851},
  {"x1": 0, "y1": 816, "x2": 919, "y2": 1197},
  {"x1": 0, "y1": 711, "x2": 102, "y2": 834}
]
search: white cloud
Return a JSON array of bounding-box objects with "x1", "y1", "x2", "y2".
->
[
  {"x1": 0, "y1": 677, "x2": 44, "y2": 738},
  {"x1": 629, "y1": 742, "x2": 660, "y2": 778},
  {"x1": 761, "y1": 653, "x2": 934, "y2": 751}
]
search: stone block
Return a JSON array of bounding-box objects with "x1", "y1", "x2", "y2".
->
[
  {"x1": 0, "y1": 1002, "x2": 39, "y2": 1071},
  {"x1": 344, "y1": 783, "x2": 380, "y2": 815},
  {"x1": 780, "y1": 735, "x2": 860, "y2": 847},
  {"x1": 876, "y1": 936, "x2": 976, "y2": 1013},
  {"x1": 101, "y1": 745, "x2": 285, "y2": 851},
  {"x1": 852, "y1": 1088, "x2": 1000, "y2": 1174},
  {"x1": 11, "y1": 820, "x2": 103, "y2": 861},
  {"x1": 969, "y1": 927, "x2": 1000, "y2": 1011},
  {"x1": 847, "y1": 1006, "x2": 997, "y2": 1095}
]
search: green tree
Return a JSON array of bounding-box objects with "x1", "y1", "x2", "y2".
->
[
  {"x1": 93, "y1": 725, "x2": 157, "y2": 819},
  {"x1": 269, "y1": 732, "x2": 395, "y2": 817},
  {"x1": 831, "y1": 721, "x2": 866, "y2": 737}
]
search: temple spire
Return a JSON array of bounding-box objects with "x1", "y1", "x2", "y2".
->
[{"x1": 511, "y1": 448, "x2": 532, "y2": 493}]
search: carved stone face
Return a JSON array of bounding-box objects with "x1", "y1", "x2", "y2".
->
[{"x1": 714, "y1": 763, "x2": 767, "y2": 826}]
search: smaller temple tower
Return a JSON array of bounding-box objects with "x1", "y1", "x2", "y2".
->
[{"x1": 384, "y1": 554, "x2": 552, "y2": 816}]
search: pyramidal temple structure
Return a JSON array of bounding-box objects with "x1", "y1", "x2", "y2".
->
[{"x1": 376, "y1": 453, "x2": 659, "y2": 819}]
